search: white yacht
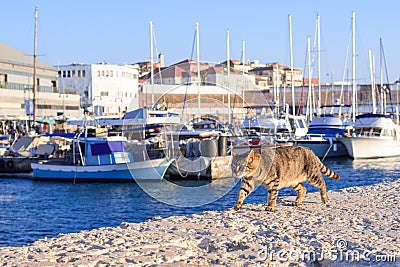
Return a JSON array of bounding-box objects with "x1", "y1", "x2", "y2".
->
[{"x1": 338, "y1": 113, "x2": 400, "y2": 159}]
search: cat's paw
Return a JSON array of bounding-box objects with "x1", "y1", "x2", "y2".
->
[
  {"x1": 265, "y1": 206, "x2": 275, "y2": 212},
  {"x1": 292, "y1": 201, "x2": 302, "y2": 206},
  {"x1": 232, "y1": 204, "x2": 242, "y2": 211}
]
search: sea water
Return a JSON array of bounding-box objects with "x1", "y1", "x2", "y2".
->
[{"x1": 1, "y1": 157, "x2": 399, "y2": 247}]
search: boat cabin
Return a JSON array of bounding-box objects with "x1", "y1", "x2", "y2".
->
[
  {"x1": 80, "y1": 136, "x2": 133, "y2": 166},
  {"x1": 353, "y1": 114, "x2": 400, "y2": 141}
]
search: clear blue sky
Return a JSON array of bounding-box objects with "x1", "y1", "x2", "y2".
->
[{"x1": 1, "y1": 0, "x2": 399, "y2": 83}]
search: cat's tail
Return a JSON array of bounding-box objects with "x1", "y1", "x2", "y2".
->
[{"x1": 320, "y1": 163, "x2": 340, "y2": 180}]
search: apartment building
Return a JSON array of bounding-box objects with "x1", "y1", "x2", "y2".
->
[
  {"x1": 57, "y1": 63, "x2": 139, "y2": 116},
  {"x1": 0, "y1": 42, "x2": 80, "y2": 120}
]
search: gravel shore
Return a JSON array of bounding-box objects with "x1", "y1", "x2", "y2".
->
[{"x1": 1, "y1": 180, "x2": 399, "y2": 266}]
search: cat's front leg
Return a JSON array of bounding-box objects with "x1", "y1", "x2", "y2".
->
[
  {"x1": 266, "y1": 188, "x2": 278, "y2": 212},
  {"x1": 233, "y1": 178, "x2": 253, "y2": 210}
]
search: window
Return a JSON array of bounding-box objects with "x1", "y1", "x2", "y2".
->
[
  {"x1": 100, "y1": 91, "x2": 108, "y2": 96},
  {"x1": 82, "y1": 70, "x2": 86, "y2": 77},
  {"x1": 51, "y1": 80, "x2": 57, "y2": 90},
  {"x1": 78, "y1": 70, "x2": 81, "y2": 77},
  {"x1": 72, "y1": 70, "x2": 76, "y2": 77},
  {"x1": 0, "y1": 73, "x2": 7, "y2": 88},
  {"x1": 67, "y1": 70, "x2": 71, "y2": 78},
  {"x1": 110, "y1": 71, "x2": 113, "y2": 77},
  {"x1": 58, "y1": 71, "x2": 61, "y2": 78},
  {"x1": 97, "y1": 70, "x2": 101, "y2": 77},
  {"x1": 63, "y1": 71, "x2": 66, "y2": 78}
]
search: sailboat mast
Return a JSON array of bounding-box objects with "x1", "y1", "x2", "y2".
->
[
  {"x1": 150, "y1": 21, "x2": 154, "y2": 106},
  {"x1": 196, "y1": 22, "x2": 201, "y2": 116},
  {"x1": 317, "y1": 14, "x2": 321, "y2": 116},
  {"x1": 226, "y1": 30, "x2": 231, "y2": 125},
  {"x1": 33, "y1": 6, "x2": 38, "y2": 127},
  {"x1": 379, "y1": 38, "x2": 385, "y2": 114},
  {"x1": 242, "y1": 40, "x2": 245, "y2": 107},
  {"x1": 369, "y1": 50, "x2": 377, "y2": 114},
  {"x1": 289, "y1": 15, "x2": 295, "y2": 116},
  {"x1": 352, "y1": 11, "x2": 356, "y2": 122},
  {"x1": 307, "y1": 36, "x2": 313, "y2": 122}
]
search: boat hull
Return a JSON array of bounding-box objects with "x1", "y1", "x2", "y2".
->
[
  {"x1": 295, "y1": 139, "x2": 348, "y2": 158},
  {"x1": 31, "y1": 158, "x2": 172, "y2": 181},
  {"x1": 338, "y1": 136, "x2": 400, "y2": 159}
]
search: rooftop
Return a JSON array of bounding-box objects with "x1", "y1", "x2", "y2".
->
[{"x1": 0, "y1": 42, "x2": 55, "y2": 71}]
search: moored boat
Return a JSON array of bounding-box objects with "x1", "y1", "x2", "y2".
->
[
  {"x1": 31, "y1": 135, "x2": 172, "y2": 181},
  {"x1": 295, "y1": 116, "x2": 349, "y2": 158},
  {"x1": 337, "y1": 113, "x2": 400, "y2": 159}
]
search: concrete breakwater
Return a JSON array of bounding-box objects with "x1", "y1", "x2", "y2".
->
[{"x1": 0, "y1": 180, "x2": 399, "y2": 266}]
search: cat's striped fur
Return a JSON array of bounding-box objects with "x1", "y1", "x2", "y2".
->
[{"x1": 231, "y1": 146, "x2": 340, "y2": 212}]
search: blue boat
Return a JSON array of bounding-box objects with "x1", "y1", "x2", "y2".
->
[
  {"x1": 31, "y1": 135, "x2": 172, "y2": 181},
  {"x1": 295, "y1": 116, "x2": 349, "y2": 158}
]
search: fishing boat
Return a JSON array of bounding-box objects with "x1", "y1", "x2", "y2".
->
[
  {"x1": 31, "y1": 134, "x2": 172, "y2": 181},
  {"x1": 337, "y1": 113, "x2": 400, "y2": 159},
  {"x1": 295, "y1": 115, "x2": 349, "y2": 158}
]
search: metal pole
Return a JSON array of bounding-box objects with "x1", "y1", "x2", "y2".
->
[
  {"x1": 227, "y1": 30, "x2": 231, "y2": 125},
  {"x1": 196, "y1": 22, "x2": 201, "y2": 116},
  {"x1": 33, "y1": 6, "x2": 38, "y2": 128},
  {"x1": 317, "y1": 14, "x2": 321, "y2": 116},
  {"x1": 308, "y1": 36, "x2": 312, "y2": 122},
  {"x1": 352, "y1": 11, "x2": 356, "y2": 122},
  {"x1": 289, "y1": 14, "x2": 295, "y2": 116},
  {"x1": 150, "y1": 21, "x2": 154, "y2": 106}
]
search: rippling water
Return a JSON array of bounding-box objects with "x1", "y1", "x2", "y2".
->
[{"x1": 1, "y1": 157, "x2": 399, "y2": 247}]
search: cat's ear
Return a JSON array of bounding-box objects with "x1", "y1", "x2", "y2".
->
[{"x1": 248, "y1": 150, "x2": 255, "y2": 160}]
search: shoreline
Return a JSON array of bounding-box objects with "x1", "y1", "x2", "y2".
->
[{"x1": 1, "y1": 180, "x2": 399, "y2": 266}]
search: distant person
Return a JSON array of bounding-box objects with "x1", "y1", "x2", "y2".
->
[
  {"x1": 17, "y1": 124, "x2": 23, "y2": 134},
  {"x1": 35, "y1": 124, "x2": 41, "y2": 134}
]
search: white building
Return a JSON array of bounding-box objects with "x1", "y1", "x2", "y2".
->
[
  {"x1": 0, "y1": 42, "x2": 81, "y2": 121},
  {"x1": 57, "y1": 63, "x2": 139, "y2": 116}
]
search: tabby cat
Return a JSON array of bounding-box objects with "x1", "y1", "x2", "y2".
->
[{"x1": 231, "y1": 146, "x2": 339, "y2": 212}]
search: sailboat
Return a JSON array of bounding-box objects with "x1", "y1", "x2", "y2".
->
[
  {"x1": 294, "y1": 15, "x2": 350, "y2": 158},
  {"x1": 337, "y1": 27, "x2": 400, "y2": 159}
]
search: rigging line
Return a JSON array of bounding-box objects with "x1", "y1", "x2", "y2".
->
[
  {"x1": 300, "y1": 40, "x2": 308, "y2": 116},
  {"x1": 182, "y1": 29, "x2": 198, "y2": 116},
  {"x1": 339, "y1": 23, "x2": 352, "y2": 106},
  {"x1": 380, "y1": 40, "x2": 393, "y2": 111}
]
